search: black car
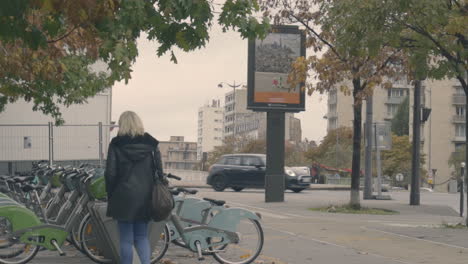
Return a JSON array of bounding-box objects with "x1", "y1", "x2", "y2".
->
[{"x1": 206, "y1": 154, "x2": 311, "y2": 193}]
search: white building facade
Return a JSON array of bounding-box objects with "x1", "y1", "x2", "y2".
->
[
  {"x1": 197, "y1": 100, "x2": 224, "y2": 160},
  {"x1": 0, "y1": 90, "x2": 112, "y2": 173}
]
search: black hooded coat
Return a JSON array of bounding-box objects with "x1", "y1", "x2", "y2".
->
[{"x1": 104, "y1": 133, "x2": 164, "y2": 221}]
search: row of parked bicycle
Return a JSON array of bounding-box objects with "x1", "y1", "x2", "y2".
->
[{"x1": 0, "y1": 161, "x2": 264, "y2": 264}]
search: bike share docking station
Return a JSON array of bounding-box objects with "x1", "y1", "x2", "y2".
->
[{"x1": 88, "y1": 202, "x2": 166, "y2": 264}]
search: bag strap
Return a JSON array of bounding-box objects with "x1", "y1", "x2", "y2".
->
[{"x1": 151, "y1": 149, "x2": 163, "y2": 183}]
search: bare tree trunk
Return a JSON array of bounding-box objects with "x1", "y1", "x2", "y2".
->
[{"x1": 350, "y1": 78, "x2": 363, "y2": 209}]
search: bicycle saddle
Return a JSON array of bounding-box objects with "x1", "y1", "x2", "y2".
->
[
  {"x1": 13, "y1": 176, "x2": 35, "y2": 183},
  {"x1": 170, "y1": 189, "x2": 181, "y2": 196},
  {"x1": 177, "y1": 188, "x2": 198, "y2": 195},
  {"x1": 6, "y1": 179, "x2": 16, "y2": 184},
  {"x1": 21, "y1": 184, "x2": 44, "y2": 193},
  {"x1": 203, "y1": 198, "x2": 226, "y2": 206}
]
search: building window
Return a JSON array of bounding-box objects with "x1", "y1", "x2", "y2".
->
[
  {"x1": 387, "y1": 104, "x2": 399, "y2": 116},
  {"x1": 329, "y1": 104, "x2": 337, "y2": 113},
  {"x1": 455, "y1": 124, "x2": 465, "y2": 137},
  {"x1": 455, "y1": 143, "x2": 465, "y2": 152},
  {"x1": 456, "y1": 106, "x2": 465, "y2": 117},
  {"x1": 388, "y1": 88, "x2": 407, "y2": 98},
  {"x1": 455, "y1": 86, "x2": 465, "y2": 95}
]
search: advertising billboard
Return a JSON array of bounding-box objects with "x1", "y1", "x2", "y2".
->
[{"x1": 247, "y1": 25, "x2": 305, "y2": 112}]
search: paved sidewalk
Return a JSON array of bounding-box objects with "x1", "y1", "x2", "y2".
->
[{"x1": 27, "y1": 189, "x2": 468, "y2": 264}]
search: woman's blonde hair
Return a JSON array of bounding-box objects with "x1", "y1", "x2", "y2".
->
[{"x1": 117, "y1": 111, "x2": 145, "y2": 137}]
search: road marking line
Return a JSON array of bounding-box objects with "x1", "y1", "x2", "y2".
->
[
  {"x1": 263, "y1": 225, "x2": 414, "y2": 264},
  {"x1": 283, "y1": 213, "x2": 305, "y2": 218},
  {"x1": 256, "y1": 211, "x2": 290, "y2": 219},
  {"x1": 228, "y1": 202, "x2": 291, "y2": 219},
  {"x1": 361, "y1": 226, "x2": 468, "y2": 250}
]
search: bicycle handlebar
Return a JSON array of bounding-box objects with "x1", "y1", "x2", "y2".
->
[
  {"x1": 166, "y1": 173, "x2": 181, "y2": 181},
  {"x1": 177, "y1": 187, "x2": 198, "y2": 195}
]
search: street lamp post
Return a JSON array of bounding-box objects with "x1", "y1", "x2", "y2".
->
[{"x1": 218, "y1": 81, "x2": 246, "y2": 138}]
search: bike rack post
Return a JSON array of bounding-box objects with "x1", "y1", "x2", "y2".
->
[{"x1": 48, "y1": 122, "x2": 54, "y2": 166}]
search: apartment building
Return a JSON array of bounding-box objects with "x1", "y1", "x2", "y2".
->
[
  {"x1": 159, "y1": 136, "x2": 198, "y2": 170},
  {"x1": 197, "y1": 100, "x2": 224, "y2": 160},
  {"x1": 326, "y1": 78, "x2": 463, "y2": 192},
  {"x1": 223, "y1": 88, "x2": 250, "y2": 138}
]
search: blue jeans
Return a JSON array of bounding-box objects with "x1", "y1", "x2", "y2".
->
[{"x1": 118, "y1": 221, "x2": 150, "y2": 264}]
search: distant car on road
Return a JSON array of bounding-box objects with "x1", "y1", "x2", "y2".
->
[{"x1": 206, "y1": 154, "x2": 311, "y2": 193}]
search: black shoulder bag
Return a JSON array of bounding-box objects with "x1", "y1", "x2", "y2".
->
[{"x1": 150, "y1": 151, "x2": 174, "y2": 222}]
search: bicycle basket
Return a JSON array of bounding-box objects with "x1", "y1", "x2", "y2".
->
[{"x1": 87, "y1": 174, "x2": 107, "y2": 200}]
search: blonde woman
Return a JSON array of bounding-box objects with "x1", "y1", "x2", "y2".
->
[{"x1": 105, "y1": 111, "x2": 164, "y2": 264}]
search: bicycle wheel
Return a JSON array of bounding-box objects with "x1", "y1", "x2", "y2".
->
[
  {"x1": 80, "y1": 214, "x2": 170, "y2": 264},
  {"x1": 0, "y1": 217, "x2": 13, "y2": 249},
  {"x1": 0, "y1": 242, "x2": 40, "y2": 264},
  {"x1": 79, "y1": 214, "x2": 112, "y2": 264},
  {"x1": 212, "y1": 219, "x2": 264, "y2": 264},
  {"x1": 70, "y1": 210, "x2": 88, "y2": 253},
  {"x1": 148, "y1": 224, "x2": 170, "y2": 264},
  {"x1": 0, "y1": 217, "x2": 34, "y2": 261}
]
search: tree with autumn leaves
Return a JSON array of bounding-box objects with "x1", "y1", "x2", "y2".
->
[
  {"x1": 262, "y1": 0, "x2": 407, "y2": 208},
  {"x1": 0, "y1": 0, "x2": 269, "y2": 123},
  {"x1": 262, "y1": 0, "x2": 466, "y2": 208}
]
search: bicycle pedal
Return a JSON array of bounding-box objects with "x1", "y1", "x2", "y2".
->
[
  {"x1": 51, "y1": 239, "x2": 66, "y2": 256},
  {"x1": 195, "y1": 241, "x2": 204, "y2": 261}
]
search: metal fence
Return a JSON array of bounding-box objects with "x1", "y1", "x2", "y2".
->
[{"x1": 0, "y1": 123, "x2": 116, "y2": 175}]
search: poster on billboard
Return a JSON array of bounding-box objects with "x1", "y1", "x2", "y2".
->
[{"x1": 247, "y1": 25, "x2": 305, "y2": 112}]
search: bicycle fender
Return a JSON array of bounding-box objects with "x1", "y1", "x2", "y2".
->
[
  {"x1": 179, "y1": 200, "x2": 211, "y2": 223},
  {"x1": 0, "y1": 205, "x2": 41, "y2": 231},
  {"x1": 208, "y1": 208, "x2": 261, "y2": 233}
]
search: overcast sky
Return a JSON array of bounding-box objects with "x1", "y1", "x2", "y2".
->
[{"x1": 111, "y1": 23, "x2": 328, "y2": 144}]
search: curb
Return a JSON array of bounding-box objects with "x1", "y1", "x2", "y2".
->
[{"x1": 173, "y1": 185, "x2": 353, "y2": 191}]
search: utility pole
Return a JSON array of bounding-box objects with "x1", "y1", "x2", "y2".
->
[
  {"x1": 364, "y1": 95, "x2": 373, "y2": 199},
  {"x1": 410, "y1": 80, "x2": 422, "y2": 206},
  {"x1": 465, "y1": 77, "x2": 468, "y2": 225}
]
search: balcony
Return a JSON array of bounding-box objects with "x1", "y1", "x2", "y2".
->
[
  {"x1": 453, "y1": 136, "x2": 466, "y2": 142},
  {"x1": 327, "y1": 111, "x2": 338, "y2": 119},
  {"x1": 453, "y1": 115, "x2": 466, "y2": 123},
  {"x1": 453, "y1": 95, "x2": 466, "y2": 105},
  {"x1": 386, "y1": 97, "x2": 405, "y2": 105}
]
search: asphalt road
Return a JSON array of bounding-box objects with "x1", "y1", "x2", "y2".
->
[{"x1": 28, "y1": 189, "x2": 468, "y2": 264}]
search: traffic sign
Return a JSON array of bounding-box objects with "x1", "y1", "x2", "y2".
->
[
  {"x1": 372, "y1": 122, "x2": 392, "y2": 150},
  {"x1": 395, "y1": 173, "x2": 404, "y2": 182}
]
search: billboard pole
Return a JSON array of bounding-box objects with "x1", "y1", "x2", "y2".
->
[
  {"x1": 247, "y1": 25, "x2": 305, "y2": 203},
  {"x1": 410, "y1": 80, "x2": 421, "y2": 206},
  {"x1": 265, "y1": 111, "x2": 286, "y2": 202},
  {"x1": 364, "y1": 95, "x2": 374, "y2": 199}
]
